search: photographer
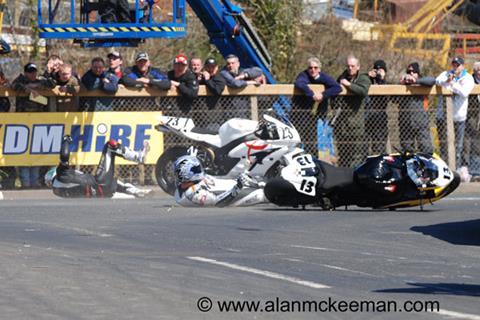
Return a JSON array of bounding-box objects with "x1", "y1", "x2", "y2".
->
[
  {"x1": 365, "y1": 59, "x2": 389, "y2": 154},
  {"x1": 398, "y1": 62, "x2": 435, "y2": 154}
]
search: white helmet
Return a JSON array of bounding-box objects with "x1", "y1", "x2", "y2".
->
[
  {"x1": 44, "y1": 167, "x2": 57, "y2": 188},
  {"x1": 174, "y1": 155, "x2": 204, "y2": 183}
]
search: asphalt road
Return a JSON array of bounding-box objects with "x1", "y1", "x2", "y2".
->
[{"x1": 0, "y1": 191, "x2": 479, "y2": 320}]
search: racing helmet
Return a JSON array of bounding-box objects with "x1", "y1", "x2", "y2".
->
[
  {"x1": 406, "y1": 155, "x2": 438, "y2": 186},
  {"x1": 174, "y1": 155, "x2": 205, "y2": 184},
  {"x1": 44, "y1": 167, "x2": 57, "y2": 188}
]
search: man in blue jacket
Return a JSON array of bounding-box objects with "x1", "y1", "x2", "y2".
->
[
  {"x1": 293, "y1": 57, "x2": 341, "y2": 155},
  {"x1": 122, "y1": 52, "x2": 171, "y2": 90},
  {"x1": 81, "y1": 57, "x2": 119, "y2": 111}
]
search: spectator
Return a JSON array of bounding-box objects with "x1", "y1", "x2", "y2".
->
[
  {"x1": 0, "y1": 38, "x2": 11, "y2": 54},
  {"x1": 293, "y1": 57, "x2": 341, "y2": 155},
  {"x1": 122, "y1": 51, "x2": 170, "y2": 185},
  {"x1": 99, "y1": 0, "x2": 131, "y2": 23},
  {"x1": 365, "y1": 59, "x2": 389, "y2": 154},
  {"x1": 81, "y1": 57, "x2": 119, "y2": 111},
  {"x1": 122, "y1": 52, "x2": 170, "y2": 90},
  {"x1": 107, "y1": 51, "x2": 124, "y2": 81},
  {"x1": 334, "y1": 54, "x2": 371, "y2": 167},
  {"x1": 201, "y1": 57, "x2": 226, "y2": 97},
  {"x1": 167, "y1": 54, "x2": 199, "y2": 113},
  {"x1": 190, "y1": 57, "x2": 204, "y2": 82},
  {"x1": 43, "y1": 54, "x2": 63, "y2": 82},
  {"x1": 398, "y1": 62, "x2": 435, "y2": 154},
  {"x1": 0, "y1": 68, "x2": 15, "y2": 189},
  {"x1": 436, "y1": 56, "x2": 475, "y2": 171},
  {"x1": 42, "y1": 54, "x2": 64, "y2": 111},
  {"x1": 220, "y1": 54, "x2": 263, "y2": 118},
  {"x1": 0, "y1": 67, "x2": 10, "y2": 112},
  {"x1": 220, "y1": 54, "x2": 265, "y2": 89},
  {"x1": 56, "y1": 63, "x2": 81, "y2": 112},
  {"x1": 466, "y1": 62, "x2": 480, "y2": 181},
  {"x1": 12, "y1": 63, "x2": 52, "y2": 188}
]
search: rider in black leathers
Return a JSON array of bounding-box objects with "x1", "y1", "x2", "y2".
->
[{"x1": 46, "y1": 135, "x2": 150, "y2": 198}]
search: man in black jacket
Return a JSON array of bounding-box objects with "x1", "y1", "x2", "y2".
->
[
  {"x1": 365, "y1": 59, "x2": 390, "y2": 155},
  {"x1": 200, "y1": 57, "x2": 226, "y2": 97},
  {"x1": 167, "y1": 54, "x2": 199, "y2": 113}
]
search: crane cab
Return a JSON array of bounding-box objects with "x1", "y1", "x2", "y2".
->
[{"x1": 37, "y1": 0, "x2": 187, "y2": 47}]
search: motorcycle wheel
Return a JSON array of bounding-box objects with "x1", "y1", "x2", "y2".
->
[
  {"x1": 155, "y1": 147, "x2": 189, "y2": 196},
  {"x1": 155, "y1": 146, "x2": 216, "y2": 196}
]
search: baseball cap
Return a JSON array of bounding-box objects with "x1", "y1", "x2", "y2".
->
[
  {"x1": 135, "y1": 52, "x2": 149, "y2": 62},
  {"x1": 107, "y1": 51, "x2": 121, "y2": 59},
  {"x1": 452, "y1": 56, "x2": 464, "y2": 65},
  {"x1": 24, "y1": 63, "x2": 38, "y2": 72},
  {"x1": 174, "y1": 54, "x2": 188, "y2": 65},
  {"x1": 373, "y1": 59, "x2": 387, "y2": 72},
  {"x1": 204, "y1": 57, "x2": 217, "y2": 66}
]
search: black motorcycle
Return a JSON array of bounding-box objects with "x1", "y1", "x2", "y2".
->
[{"x1": 264, "y1": 153, "x2": 460, "y2": 210}]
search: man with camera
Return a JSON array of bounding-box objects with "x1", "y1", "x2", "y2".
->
[
  {"x1": 365, "y1": 59, "x2": 389, "y2": 154},
  {"x1": 399, "y1": 62, "x2": 435, "y2": 155}
]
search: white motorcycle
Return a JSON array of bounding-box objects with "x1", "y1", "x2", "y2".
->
[{"x1": 154, "y1": 114, "x2": 304, "y2": 195}]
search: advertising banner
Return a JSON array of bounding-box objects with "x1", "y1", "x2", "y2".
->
[{"x1": 0, "y1": 112, "x2": 163, "y2": 166}]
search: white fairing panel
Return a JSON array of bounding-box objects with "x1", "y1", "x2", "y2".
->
[
  {"x1": 218, "y1": 119, "x2": 258, "y2": 146},
  {"x1": 431, "y1": 158, "x2": 454, "y2": 188}
]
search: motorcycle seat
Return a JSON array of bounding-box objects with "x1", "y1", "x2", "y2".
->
[
  {"x1": 318, "y1": 161, "x2": 355, "y2": 191},
  {"x1": 190, "y1": 126, "x2": 219, "y2": 135}
]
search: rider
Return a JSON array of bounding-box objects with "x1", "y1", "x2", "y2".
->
[
  {"x1": 173, "y1": 155, "x2": 265, "y2": 207},
  {"x1": 45, "y1": 135, "x2": 152, "y2": 198}
]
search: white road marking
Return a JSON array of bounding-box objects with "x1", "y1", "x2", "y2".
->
[
  {"x1": 318, "y1": 264, "x2": 375, "y2": 277},
  {"x1": 444, "y1": 197, "x2": 480, "y2": 201},
  {"x1": 291, "y1": 245, "x2": 346, "y2": 252},
  {"x1": 187, "y1": 256, "x2": 330, "y2": 289},
  {"x1": 436, "y1": 309, "x2": 480, "y2": 320}
]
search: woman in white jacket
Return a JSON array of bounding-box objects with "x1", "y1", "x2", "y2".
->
[{"x1": 436, "y1": 56, "x2": 475, "y2": 170}]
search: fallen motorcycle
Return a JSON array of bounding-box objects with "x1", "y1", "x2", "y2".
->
[
  {"x1": 264, "y1": 152, "x2": 460, "y2": 210},
  {"x1": 154, "y1": 114, "x2": 304, "y2": 195}
]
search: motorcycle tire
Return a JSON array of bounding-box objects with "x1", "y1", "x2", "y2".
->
[
  {"x1": 155, "y1": 147, "x2": 189, "y2": 196},
  {"x1": 155, "y1": 146, "x2": 216, "y2": 196}
]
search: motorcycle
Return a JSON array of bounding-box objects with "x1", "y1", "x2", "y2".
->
[
  {"x1": 154, "y1": 114, "x2": 304, "y2": 195},
  {"x1": 264, "y1": 152, "x2": 460, "y2": 210}
]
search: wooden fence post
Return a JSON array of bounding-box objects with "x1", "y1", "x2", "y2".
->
[
  {"x1": 446, "y1": 96, "x2": 456, "y2": 169},
  {"x1": 250, "y1": 95, "x2": 258, "y2": 121}
]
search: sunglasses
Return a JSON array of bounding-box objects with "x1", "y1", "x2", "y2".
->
[
  {"x1": 308, "y1": 66, "x2": 319, "y2": 70},
  {"x1": 406, "y1": 69, "x2": 416, "y2": 74}
]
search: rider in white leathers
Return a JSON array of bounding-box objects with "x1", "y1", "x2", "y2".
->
[{"x1": 173, "y1": 155, "x2": 265, "y2": 207}]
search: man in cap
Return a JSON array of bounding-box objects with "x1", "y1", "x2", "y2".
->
[
  {"x1": 436, "y1": 56, "x2": 475, "y2": 171},
  {"x1": 107, "y1": 51, "x2": 124, "y2": 81},
  {"x1": 167, "y1": 54, "x2": 199, "y2": 113},
  {"x1": 365, "y1": 59, "x2": 389, "y2": 154},
  {"x1": 200, "y1": 57, "x2": 226, "y2": 97},
  {"x1": 122, "y1": 52, "x2": 171, "y2": 90},
  {"x1": 12, "y1": 63, "x2": 54, "y2": 188}
]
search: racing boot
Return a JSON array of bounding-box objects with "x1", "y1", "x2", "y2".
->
[
  {"x1": 120, "y1": 141, "x2": 150, "y2": 164},
  {"x1": 124, "y1": 182, "x2": 153, "y2": 198}
]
